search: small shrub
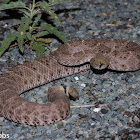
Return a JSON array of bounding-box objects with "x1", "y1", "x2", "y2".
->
[{"x1": 0, "y1": 0, "x2": 70, "y2": 57}]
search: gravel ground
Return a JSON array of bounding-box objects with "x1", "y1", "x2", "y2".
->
[{"x1": 0, "y1": 0, "x2": 140, "y2": 139}]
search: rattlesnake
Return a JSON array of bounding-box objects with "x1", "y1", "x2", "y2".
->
[{"x1": 0, "y1": 39, "x2": 140, "y2": 126}]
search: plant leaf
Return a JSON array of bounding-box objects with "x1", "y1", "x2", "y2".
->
[
  {"x1": 13, "y1": 19, "x2": 21, "y2": 25},
  {"x1": 26, "y1": 32, "x2": 32, "y2": 40},
  {"x1": 32, "y1": 14, "x2": 42, "y2": 27},
  {"x1": 17, "y1": 17, "x2": 32, "y2": 52},
  {"x1": 17, "y1": 36, "x2": 24, "y2": 52},
  {"x1": 41, "y1": 24, "x2": 69, "y2": 43},
  {"x1": 0, "y1": 32, "x2": 17, "y2": 57},
  {"x1": 33, "y1": 31, "x2": 49, "y2": 39},
  {"x1": 32, "y1": 42, "x2": 45, "y2": 58},
  {"x1": 18, "y1": 9, "x2": 30, "y2": 18},
  {"x1": 32, "y1": 9, "x2": 40, "y2": 18},
  {"x1": 39, "y1": 1, "x2": 61, "y2": 26},
  {"x1": 0, "y1": 1, "x2": 26, "y2": 10}
]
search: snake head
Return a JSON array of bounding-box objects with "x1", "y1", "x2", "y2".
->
[{"x1": 90, "y1": 55, "x2": 109, "y2": 70}]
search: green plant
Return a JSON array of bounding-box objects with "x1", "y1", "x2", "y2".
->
[{"x1": 0, "y1": 0, "x2": 70, "y2": 57}]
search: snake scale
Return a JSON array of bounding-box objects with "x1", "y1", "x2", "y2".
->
[{"x1": 0, "y1": 39, "x2": 140, "y2": 126}]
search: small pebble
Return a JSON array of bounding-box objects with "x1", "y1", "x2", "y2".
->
[
  {"x1": 93, "y1": 108, "x2": 101, "y2": 113},
  {"x1": 74, "y1": 76, "x2": 79, "y2": 80}
]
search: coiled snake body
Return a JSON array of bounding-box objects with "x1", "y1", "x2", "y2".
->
[{"x1": 0, "y1": 39, "x2": 140, "y2": 125}]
